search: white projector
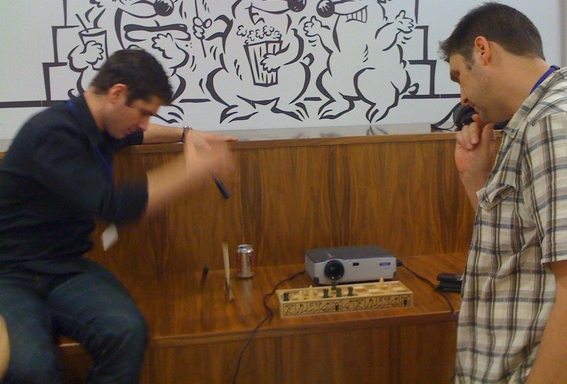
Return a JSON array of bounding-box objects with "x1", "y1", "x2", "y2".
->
[{"x1": 305, "y1": 245, "x2": 397, "y2": 285}]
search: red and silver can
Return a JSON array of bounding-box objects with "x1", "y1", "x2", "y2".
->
[{"x1": 237, "y1": 244, "x2": 254, "y2": 278}]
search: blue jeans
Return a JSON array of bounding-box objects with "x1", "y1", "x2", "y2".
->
[{"x1": 0, "y1": 258, "x2": 148, "y2": 383}]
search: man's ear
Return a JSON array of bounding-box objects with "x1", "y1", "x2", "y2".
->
[
  {"x1": 474, "y1": 36, "x2": 492, "y2": 65},
  {"x1": 107, "y1": 84, "x2": 128, "y2": 103}
]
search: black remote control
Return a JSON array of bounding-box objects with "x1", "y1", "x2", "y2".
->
[{"x1": 437, "y1": 273, "x2": 463, "y2": 283}]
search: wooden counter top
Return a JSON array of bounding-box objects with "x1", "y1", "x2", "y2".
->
[
  {"x1": 60, "y1": 252, "x2": 466, "y2": 383},
  {"x1": 121, "y1": 131, "x2": 458, "y2": 154},
  {"x1": 119, "y1": 252, "x2": 466, "y2": 345},
  {"x1": 0, "y1": 128, "x2": 459, "y2": 163}
]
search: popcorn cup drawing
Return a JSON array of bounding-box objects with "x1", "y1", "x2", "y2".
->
[
  {"x1": 79, "y1": 28, "x2": 108, "y2": 69},
  {"x1": 245, "y1": 40, "x2": 282, "y2": 86}
]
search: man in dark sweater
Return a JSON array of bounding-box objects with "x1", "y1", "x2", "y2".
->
[{"x1": 0, "y1": 48, "x2": 234, "y2": 383}]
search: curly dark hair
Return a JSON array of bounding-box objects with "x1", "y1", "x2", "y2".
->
[{"x1": 90, "y1": 48, "x2": 173, "y2": 105}]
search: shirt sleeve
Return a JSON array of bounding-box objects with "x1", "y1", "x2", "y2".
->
[{"x1": 526, "y1": 113, "x2": 567, "y2": 264}]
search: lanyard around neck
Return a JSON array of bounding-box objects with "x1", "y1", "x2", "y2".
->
[
  {"x1": 66, "y1": 100, "x2": 113, "y2": 181},
  {"x1": 531, "y1": 65, "x2": 559, "y2": 94}
]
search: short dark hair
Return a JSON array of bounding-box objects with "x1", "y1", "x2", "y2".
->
[
  {"x1": 439, "y1": 2, "x2": 544, "y2": 64},
  {"x1": 90, "y1": 48, "x2": 173, "y2": 105}
]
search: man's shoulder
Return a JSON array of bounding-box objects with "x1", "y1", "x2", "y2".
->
[
  {"x1": 527, "y1": 76, "x2": 567, "y2": 126},
  {"x1": 18, "y1": 102, "x2": 80, "y2": 140},
  {"x1": 29, "y1": 101, "x2": 74, "y2": 125},
  {"x1": 540, "y1": 69, "x2": 567, "y2": 106},
  {"x1": 6, "y1": 102, "x2": 86, "y2": 163}
]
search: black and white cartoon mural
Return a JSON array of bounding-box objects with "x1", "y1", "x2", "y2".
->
[
  {"x1": 304, "y1": 0, "x2": 417, "y2": 122},
  {"x1": 0, "y1": 1, "x2": 563, "y2": 136},
  {"x1": 195, "y1": 0, "x2": 311, "y2": 123}
]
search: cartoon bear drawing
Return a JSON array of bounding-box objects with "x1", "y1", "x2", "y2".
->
[
  {"x1": 87, "y1": 0, "x2": 193, "y2": 122},
  {"x1": 304, "y1": 0, "x2": 417, "y2": 123},
  {"x1": 193, "y1": 0, "x2": 310, "y2": 123}
]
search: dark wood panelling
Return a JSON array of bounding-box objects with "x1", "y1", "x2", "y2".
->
[{"x1": 87, "y1": 134, "x2": 474, "y2": 279}]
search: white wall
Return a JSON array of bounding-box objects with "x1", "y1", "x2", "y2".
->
[{"x1": 0, "y1": 0, "x2": 564, "y2": 140}]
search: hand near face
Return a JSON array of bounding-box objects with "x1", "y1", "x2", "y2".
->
[{"x1": 455, "y1": 114, "x2": 499, "y2": 202}]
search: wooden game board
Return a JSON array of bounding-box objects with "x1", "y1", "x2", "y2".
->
[{"x1": 276, "y1": 279, "x2": 413, "y2": 318}]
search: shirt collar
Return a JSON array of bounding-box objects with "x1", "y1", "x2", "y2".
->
[
  {"x1": 501, "y1": 66, "x2": 564, "y2": 139},
  {"x1": 68, "y1": 94, "x2": 106, "y2": 146}
]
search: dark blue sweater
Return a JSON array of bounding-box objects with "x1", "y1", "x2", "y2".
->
[{"x1": 0, "y1": 95, "x2": 148, "y2": 266}]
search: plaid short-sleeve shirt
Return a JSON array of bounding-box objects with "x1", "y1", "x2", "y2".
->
[{"x1": 454, "y1": 67, "x2": 567, "y2": 383}]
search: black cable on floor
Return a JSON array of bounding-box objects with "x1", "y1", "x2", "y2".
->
[{"x1": 232, "y1": 270, "x2": 306, "y2": 384}]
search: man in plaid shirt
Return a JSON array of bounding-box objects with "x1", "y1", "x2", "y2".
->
[{"x1": 440, "y1": 3, "x2": 567, "y2": 383}]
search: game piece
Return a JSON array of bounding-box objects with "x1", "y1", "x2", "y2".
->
[{"x1": 222, "y1": 242, "x2": 235, "y2": 300}]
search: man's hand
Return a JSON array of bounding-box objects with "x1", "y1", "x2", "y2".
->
[
  {"x1": 526, "y1": 260, "x2": 567, "y2": 384},
  {"x1": 455, "y1": 114, "x2": 499, "y2": 208},
  {"x1": 183, "y1": 130, "x2": 235, "y2": 187},
  {"x1": 145, "y1": 130, "x2": 235, "y2": 216},
  {"x1": 189, "y1": 130, "x2": 237, "y2": 151},
  {"x1": 143, "y1": 123, "x2": 238, "y2": 145}
]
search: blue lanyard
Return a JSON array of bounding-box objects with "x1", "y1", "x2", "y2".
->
[
  {"x1": 66, "y1": 100, "x2": 113, "y2": 181},
  {"x1": 531, "y1": 65, "x2": 559, "y2": 93}
]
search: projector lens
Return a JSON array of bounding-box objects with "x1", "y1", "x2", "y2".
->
[{"x1": 324, "y1": 260, "x2": 345, "y2": 280}]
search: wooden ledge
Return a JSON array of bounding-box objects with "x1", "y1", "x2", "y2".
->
[
  {"x1": 58, "y1": 253, "x2": 466, "y2": 383},
  {"x1": 59, "y1": 252, "x2": 465, "y2": 349}
]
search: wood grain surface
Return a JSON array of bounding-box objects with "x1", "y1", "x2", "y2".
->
[
  {"x1": 87, "y1": 134, "x2": 474, "y2": 279},
  {"x1": 60, "y1": 252, "x2": 466, "y2": 383}
]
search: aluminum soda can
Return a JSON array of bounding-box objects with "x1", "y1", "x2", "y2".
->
[{"x1": 237, "y1": 244, "x2": 254, "y2": 278}]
